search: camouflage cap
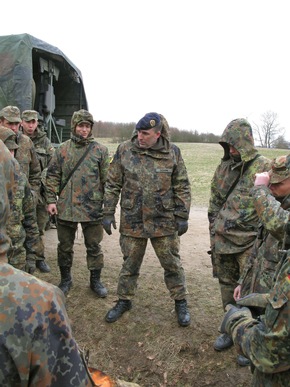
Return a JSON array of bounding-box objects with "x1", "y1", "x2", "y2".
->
[
  {"x1": 0, "y1": 126, "x2": 19, "y2": 150},
  {"x1": 269, "y1": 155, "x2": 290, "y2": 184},
  {"x1": 71, "y1": 109, "x2": 94, "y2": 128},
  {"x1": 22, "y1": 110, "x2": 38, "y2": 121},
  {"x1": 136, "y1": 112, "x2": 161, "y2": 130},
  {"x1": 0, "y1": 106, "x2": 22, "y2": 123}
]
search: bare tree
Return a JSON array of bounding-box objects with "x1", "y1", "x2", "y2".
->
[{"x1": 252, "y1": 111, "x2": 284, "y2": 148}]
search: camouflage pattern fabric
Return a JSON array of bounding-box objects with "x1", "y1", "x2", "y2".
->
[
  {"x1": 208, "y1": 119, "x2": 271, "y2": 309},
  {"x1": 232, "y1": 252, "x2": 290, "y2": 386},
  {"x1": 208, "y1": 119, "x2": 272, "y2": 255},
  {"x1": 0, "y1": 263, "x2": 92, "y2": 386},
  {"x1": 103, "y1": 131, "x2": 191, "y2": 238},
  {"x1": 239, "y1": 186, "x2": 290, "y2": 296},
  {"x1": 56, "y1": 219, "x2": 104, "y2": 269},
  {"x1": 25, "y1": 127, "x2": 55, "y2": 235},
  {"x1": 7, "y1": 167, "x2": 44, "y2": 273},
  {"x1": 46, "y1": 134, "x2": 109, "y2": 222},
  {"x1": 104, "y1": 115, "x2": 190, "y2": 301},
  {"x1": 117, "y1": 234, "x2": 188, "y2": 300},
  {"x1": 0, "y1": 140, "x2": 16, "y2": 261},
  {"x1": 27, "y1": 127, "x2": 55, "y2": 172},
  {"x1": 15, "y1": 131, "x2": 41, "y2": 201}
]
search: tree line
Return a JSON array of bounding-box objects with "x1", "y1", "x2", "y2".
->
[{"x1": 93, "y1": 111, "x2": 290, "y2": 149}]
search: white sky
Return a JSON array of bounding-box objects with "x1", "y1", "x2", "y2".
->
[{"x1": 1, "y1": 0, "x2": 290, "y2": 141}]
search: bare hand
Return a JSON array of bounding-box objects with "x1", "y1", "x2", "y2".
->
[
  {"x1": 47, "y1": 203, "x2": 58, "y2": 215},
  {"x1": 233, "y1": 285, "x2": 241, "y2": 301},
  {"x1": 254, "y1": 172, "x2": 270, "y2": 186}
]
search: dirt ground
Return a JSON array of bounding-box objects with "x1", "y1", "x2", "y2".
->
[{"x1": 39, "y1": 206, "x2": 253, "y2": 387}]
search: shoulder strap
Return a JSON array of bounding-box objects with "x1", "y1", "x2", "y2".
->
[
  {"x1": 58, "y1": 142, "x2": 94, "y2": 195},
  {"x1": 224, "y1": 154, "x2": 260, "y2": 202}
]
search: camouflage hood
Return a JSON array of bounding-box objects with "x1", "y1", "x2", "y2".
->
[{"x1": 219, "y1": 118, "x2": 258, "y2": 163}]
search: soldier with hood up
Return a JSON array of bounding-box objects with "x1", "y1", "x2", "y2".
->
[
  {"x1": 208, "y1": 118, "x2": 271, "y2": 365},
  {"x1": 46, "y1": 109, "x2": 109, "y2": 298},
  {"x1": 103, "y1": 112, "x2": 191, "y2": 327}
]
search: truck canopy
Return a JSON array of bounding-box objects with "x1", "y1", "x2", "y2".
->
[{"x1": 0, "y1": 33, "x2": 88, "y2": 143}]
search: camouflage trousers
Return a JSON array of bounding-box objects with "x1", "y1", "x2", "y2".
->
[
  {"x1": 7, "y1": 224, "x2": 26, "y2": 269},
  {"x1": 117, "y1": 234, "x2": 188, "y2": 300},
  {"x1": 56, "y1": 219, "x2": 104, "y2": 270},
  {"x1": 36, "y1": 202, "x2": 49, "y2": 237},
  {"x1": 216, "y1": 246, "x2": 252, "y2": 310}
]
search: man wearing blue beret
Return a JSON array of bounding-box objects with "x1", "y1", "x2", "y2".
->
[{"x1": 103, "y1": 112, "x2": 191, "y2": 326}]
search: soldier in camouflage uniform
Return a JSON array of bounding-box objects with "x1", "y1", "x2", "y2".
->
[
  {"x1": 21, "y1": 109, "x2": 55, "y2": 272},
  {"x1": 220, "y1": 239, "x2": 290, "y2": 386},
  {"x1": 0, "y1": 106, "x2": 41, "y2": 203},
  {"x1": 208, "y1": 118, "x2": 271, "y2": 362},
  {"x1": 46, "y1": 109, "x2": 109, "y2": 297},
  {"x1": 234, "y1": 155, "x2": 290, "y2": 301},
  {"x1": 0, "y1": 147, "x2": 94, "y2": 386},
  {"x1": 0, "y1": 138, "x2": 16, "y2": 260},
  {"x1": 0, "y1": 127, "x2": 45, "y2": 274},
  {"x1": 103, "y1": 112, "x2": 191, "y2": 327}
]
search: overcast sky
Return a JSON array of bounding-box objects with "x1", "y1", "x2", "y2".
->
[{"x1": 1, "y1": 0, "x2": 290, "y2": 141}]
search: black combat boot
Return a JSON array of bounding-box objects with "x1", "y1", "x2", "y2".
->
[
  {"x1": 175, "y1": 299, "x2": 191, "y2": 327},
  {"x1": 105, "y1": 299, "x2": 132, "y2": 323},
  {"x1": 58, "y1": 266, "x2": 73, "y2": 296},
  {"x1": 90, "y1": 269, "x2": 108, "y2": 298},
  {"x1": 213, "y1": 333, "x2": 233, "y2": 351}
]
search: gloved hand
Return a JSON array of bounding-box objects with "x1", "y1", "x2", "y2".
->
[
  {"x1": 102, "y1": 214, "x2": 117, "y2": 235},
  {"x1": 175, "y1": 216, "x2": 188, "y2": 236},
  {"x1": 220, "y1": 304, "x2": 253, "y2": 336}
]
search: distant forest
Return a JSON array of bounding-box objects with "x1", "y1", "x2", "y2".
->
[{"x1": 93, "y1": 121, "x2": 220, "y2": 143}]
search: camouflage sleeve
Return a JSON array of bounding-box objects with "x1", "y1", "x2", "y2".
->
[
  {"x1": 233, "y1": 258, "x2": 290, "y2": 375},
  {"x1": 45, "y1": 149, "x2": 62, "y2": 204},
  {"x1": 99, "y1": 145, "x2": 110, "y2": 189},
  {"x1": 28, "y1": 141, "x2": 42, "y2": 196},
  {"x1": 22, "y1": 179, "x2": 44, "y2": 259},
  {"x1": 0, "y1": 266, "x2": 92, "y2": 386},
  {"x1": 44, "y1": 137, "x2": 55, "y2": 167},
  {"x1": 0, "y1": 142, "x2": 16, "y2": 259},
  {"x1": 103, "y1": 145, "x2": 123, "y2": 215},
  {"x1": 251, "y1": 185, "x2": 290, "y2": 240},
  {"x1": 171, "y1": 145, "x2": 191, "y2": 219}
]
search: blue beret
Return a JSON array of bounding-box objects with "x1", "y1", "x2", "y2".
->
[{"x1": 136, "y1": 112, "x2": 161, "y2": 130}]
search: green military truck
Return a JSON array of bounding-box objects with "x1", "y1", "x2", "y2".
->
[{"x1": 0, "y1": 33, "x2": 88, "y2": 144}]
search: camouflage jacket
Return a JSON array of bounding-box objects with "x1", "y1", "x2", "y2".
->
[
  {"x1": 0, "y1": 140, "x2": 16, "y2": 261},
  {"x1": 208, "y1": 121, "x2": 271, "y2": 254},
  {"x1": 26, "y1": 128, "x2": 55, "y2": 171},
  {"x1": 7, "y1": 165, "x2": 44, "y2": 270},
  {"x1": 46, "y1": 134, "x2": 109, "y2": 222},
  {"x1": 239, "y1": 187, "x2": 290, "y2": 294},
  {"x1": 15, "y1": 132, "x2": 41, "y2": 198},
  {"x1": 234, "y1": 252, "x2": 290, "y2": 386},
  {"x1": 103, "y1": 133, "x2": 191, "y2": 238},
  {"x1": 0, "y1": 263, "x2": 92, "y2": 386}
]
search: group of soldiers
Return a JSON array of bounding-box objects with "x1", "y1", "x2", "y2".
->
[
  {"x1": 0, "y1": 109, "x2": 290, "y2": 386},
  {"x1": 0, "y1": 106, "x2": 54, "y2": 274},
  {"x1": 209, "y1": 118, "x2": 290, "y2": 385}
]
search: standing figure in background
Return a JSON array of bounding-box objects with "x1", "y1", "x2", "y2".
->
[
  {"x1": 0, "y1": 106, "x2": 41, "y2": 205},
  {"x1": 21, "y1": 109, "x2": 55, "y2": 272},
  {"x1": 103, "y1": 112, "x2": 191, "y2": 327},
  {"x1": 0, "y1": 127, "x2": 44, "y2": 274},
  {"x1": 208, "y1": 118, "x2": 271, "y2": 365},
  {"x1": 46, "y1": 109, "x2": 109, "y2": 297}
]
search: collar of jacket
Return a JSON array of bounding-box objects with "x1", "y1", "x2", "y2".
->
[{"x1": 71, "y1": 133, "x2": 94, "y2": 146}]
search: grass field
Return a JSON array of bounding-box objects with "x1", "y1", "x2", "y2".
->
[{"x1": 98, "y1": 138, "x2": 287, "y2": 207}]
